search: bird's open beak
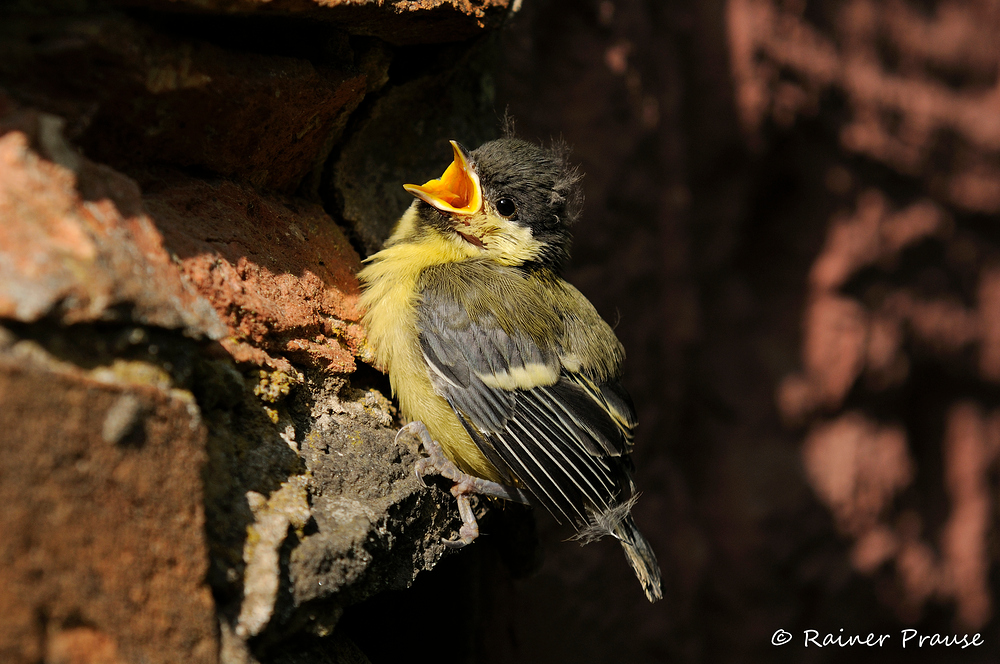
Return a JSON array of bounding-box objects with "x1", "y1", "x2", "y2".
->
[{"x1": 404, "y1": 141, "x2": 483, "y2": 216}]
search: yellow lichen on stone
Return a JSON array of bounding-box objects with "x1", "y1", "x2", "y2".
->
[
  {"x1": 361, "y1": 388, "x2": 395, "y2": 426},
  {"x1": 254, "y1": 368, "x2": 302, "y2": 403},
  {"x1": 237, "y1": 477, "x2": 312, "y2": 638},
  {"x1": 91, "y1": 358, "x2": 174, "y2": 391},
  {"x1": 266, "y1": 476, "x2": 312, "y2": 533},
  {"x1": 263, "y1": 406, "x2": 279, "y2": 424}
]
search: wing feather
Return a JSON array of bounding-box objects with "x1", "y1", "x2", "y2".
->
[
  {"x1": 416, "y1": 264, "x2": 637, "y2": 527},
  {"x1": 527, "y1": 385, "x2": 619, "y2": 493},
  {"x1": 515, "y1": 394, "x2": 615, "y2": 508},
  {"x1": 501, "y1": 420, "x2": 588, "y2": 524}
]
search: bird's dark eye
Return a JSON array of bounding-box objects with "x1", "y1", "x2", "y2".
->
[{"x1": 495, "y1": 198, "x2": 517, "y2": 218}]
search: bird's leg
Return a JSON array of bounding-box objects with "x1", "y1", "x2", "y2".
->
[{"x1": 398, "y1": 421, "x2": 532, "y2": 548}]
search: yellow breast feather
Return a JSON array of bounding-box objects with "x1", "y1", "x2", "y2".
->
[{"x1": 358, "y1": 207, "x2": 502, "y2": 482}]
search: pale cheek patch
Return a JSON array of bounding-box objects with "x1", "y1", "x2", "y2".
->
[{"x1": 470, "y1": 215, "x2": 545, "y2": 266}]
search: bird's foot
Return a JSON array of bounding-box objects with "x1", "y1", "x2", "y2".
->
[{"x1": 397, "y1": 421, "x2": 530, "y2": 549}]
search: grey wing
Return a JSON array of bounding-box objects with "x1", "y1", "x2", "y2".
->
[{"x1": 416, "y1": 289, "x2": 636, "y2": 527}]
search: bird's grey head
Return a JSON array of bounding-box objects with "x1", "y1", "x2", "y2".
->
[{"x1": 404, "y1": 138, "x2": 582, "y2": 271}]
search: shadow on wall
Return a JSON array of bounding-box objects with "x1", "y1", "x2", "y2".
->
[
  {"x1": 472, "y1": 1, "x2": 1000, "y2": 662},
  {"x1": 732, "y1": 0, "x2": 1000, "y2": 634}
]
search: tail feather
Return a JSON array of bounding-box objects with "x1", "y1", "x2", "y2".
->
[
  {"x1": 572, "y1": 497, "x2": 663, "y2": 603},
  {"x1": 616, "y1": 515, "x2": 663, "y2": 603}
]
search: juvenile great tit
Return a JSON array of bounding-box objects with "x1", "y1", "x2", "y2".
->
[{"x1": 358, "y1": 138, "x2": 662, "y2": 602}]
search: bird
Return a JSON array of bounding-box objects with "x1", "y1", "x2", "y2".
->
[{"x1": 358, "y1": 137, "x2": 663, "y2": 602}]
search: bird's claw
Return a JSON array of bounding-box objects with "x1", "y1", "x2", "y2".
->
[
  {"x1": 442, "y1": 522, "x2": 479, "y2": 549},
  {"x1": 398, "y1": 421, "x2": 485, "y2": 547},
  {"x1": 413, "y1": 457, "x2": 432, "y2": 487},
  {"x1": 397, "y1": 421, "x2": 531, "y2": 547},
  {"x1": 442, "y1": 498, "x2": 480, "y2": 548}
]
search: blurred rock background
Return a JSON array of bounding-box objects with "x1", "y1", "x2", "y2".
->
[{"x1": 1, "y1": 1, "x2": 999, "y2": 663}]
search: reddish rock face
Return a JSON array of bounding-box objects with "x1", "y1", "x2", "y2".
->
[
  {"x1": 0, "y1": 15, "x2": 371, "y2": 194},
  {"x1": 0, "y1": 1, "x2": 516, "y2": 662},
  {"x1": 0, "y1": 348, "x2": 218, "y2": 664},
  {"x1": 0, "y1": 95, "x2": 367, "y2": 377},
  {"x1": 109, "y1": 0, "x2": 513, "y2": 45},
  {"x1": 0, "y1": 108, "x2": 225, "y2": 337},
  {"x1": 144, "y1": 176, "x2": 366, "y2": 374}
]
